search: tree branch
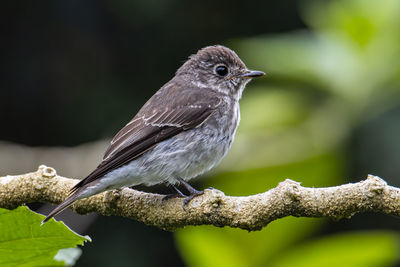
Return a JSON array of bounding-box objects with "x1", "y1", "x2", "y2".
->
[{"x1": 1, "y1": 165, "x2": 399, "y2": 231}]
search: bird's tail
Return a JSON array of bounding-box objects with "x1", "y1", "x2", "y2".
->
[{"x1": 41, "y1": 192, "x2": 82, "y2": 224}]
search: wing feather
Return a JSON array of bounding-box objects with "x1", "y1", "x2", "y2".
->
[{"x1": 71, "y1": 88, "x2": 222, "y2": 192}]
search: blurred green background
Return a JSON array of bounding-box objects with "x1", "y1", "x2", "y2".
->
[{"x1": 1, "y1": 0, "x2": 400, "y2": 266}]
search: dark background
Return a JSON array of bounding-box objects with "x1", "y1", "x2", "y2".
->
[
  {"x1": 1, "y1": 0, "x2": 304, "y2": 146},
  {"x1": 1, "y1": 1, "x2": 399, "y2": 266}
]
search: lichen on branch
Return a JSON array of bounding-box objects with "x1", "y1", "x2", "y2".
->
[{"x1": 0, "y1": 165, "x2": 399, "y2": 231}]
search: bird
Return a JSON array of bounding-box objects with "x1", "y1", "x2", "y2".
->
[{"x1": 42, "y1": 45, "x2": 264, "y2": 223}]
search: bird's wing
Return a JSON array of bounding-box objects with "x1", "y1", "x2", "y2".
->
[{"x1": 70, "y1": 88, "x2": 222, "y2": 192}]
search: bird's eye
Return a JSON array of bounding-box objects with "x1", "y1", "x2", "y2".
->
[{"x1": 215, "y1": 65, "x2": 229, "y2": 77}]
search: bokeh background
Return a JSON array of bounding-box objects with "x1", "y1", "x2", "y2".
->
[{"x1": 1, "y1": 0, "x2": 400, "y2": 266}]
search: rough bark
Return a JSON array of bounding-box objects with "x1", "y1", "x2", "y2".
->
[{"x1": 0, "y1": 165, "x2": 399, "y2": 231}]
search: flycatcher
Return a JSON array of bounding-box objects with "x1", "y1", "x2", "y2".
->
[{"x1": 43, "y1": 45, "x2": 264, "y2": 223}]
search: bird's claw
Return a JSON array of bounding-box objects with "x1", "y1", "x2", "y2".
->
[{"x1": 182, "y1": 190, "x2": 204, "y2": 211}]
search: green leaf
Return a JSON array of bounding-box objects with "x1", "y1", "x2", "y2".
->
[
  {"x1": 270, "y1": 231, "x2": 400, "y2": 267},
  {"x1": 0, "y1": 206, "x2": 90, "y2": 267}
]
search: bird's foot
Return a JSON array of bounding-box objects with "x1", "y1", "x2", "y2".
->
[
  {"x1": 182, "y1": 189, "x2": 204, "y2": 211},
  {"x1": 162, "y1": 185, "x2": 186, "y2": 203},
  {"x1": 171, "y1": 178, "x2": 206, "y2": 210}
]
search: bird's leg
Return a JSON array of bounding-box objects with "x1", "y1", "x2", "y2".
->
[
  {"x1": 162, "y1": 184, "x2": 186, "y2": 203},
  {"x1": 178, "y1": 177, "x2": 204, "y2": 210}
]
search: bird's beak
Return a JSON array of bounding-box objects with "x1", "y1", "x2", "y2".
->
[{"x1": 237, "y1": 70, "x2": 265, "y2": 79}]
